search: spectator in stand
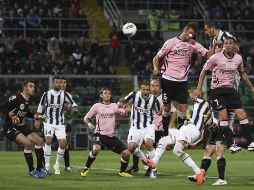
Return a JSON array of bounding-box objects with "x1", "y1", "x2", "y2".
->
[
  {"x1": 147, "y1": 10, "x2": 158, "y2": 40},
  {"x1": 14, "y1": 34, "x2": 28, "y2": 58},
  {"x1": 109, "y1": 23, "x2": 120, "y2": 65},
  {"x1": 47, "y1": 37, "x2": 59, "y2": 62},
  {"x1": 26, "y1": 9, "x2": 41, "y2": 36}
]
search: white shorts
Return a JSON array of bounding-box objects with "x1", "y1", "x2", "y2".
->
[
  {"x1": 167, "y1": 128, "x2": 179, "y2": 144},
  {"x1": 176, "y1": 123, "x2": 200, "y2": 146},
  {"x1": 127, "y1": 124, "x2": 155, "y2": 147},
  {"x1": 44, "y1": 123, "x2": 66, "y2": 139}
]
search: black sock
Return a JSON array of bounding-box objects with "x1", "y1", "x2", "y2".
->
[
  {"x1": 221, "y1": 126, "x2": 233, "y2": 147},
  {"x1": 132, "y1": 155, "x2": 139, "y2": 169},
  {"x1": 85, "y1": 152, "x2": 96, "y2": 168},
  {"x1": 217, "y1": 158, "x2": 226, "y2": 180},
  {"x1": 162, "y1": 115, "x2": 170, "y2": 136},
  {"x1": 200, "y1": 158, "x2": 211, "y2": 171},
  {"x1": 120, "y1": 158, "x2": 129, "y2": 173},
  {"x1": 64, "y1": 149, "x2": 70, "y2": 167},
  {"x1": 241, "y1": 124, "x2": 254, "y2": 144},
  {"x1": 177, "y1": 116, "x2": 185, "y2": 129},
  {"x1": 24, "y1": 152, "x2": 34, "y2": 172},
  {"x1": 34, "y1": 148, "x2": 44, "y2": 169}
]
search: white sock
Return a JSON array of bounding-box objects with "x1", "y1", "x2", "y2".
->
[
  {"x1": 183, "y1": 156, "x2": 200, "y2": 174},
  {"x1": 153, "y1": 144, "x2": 166, "y2": 164},
  {"x1": 44, "y1": 144, "x2": 51, "y2": 169},
  {"x1": 133, "y1": 148, "x2": 146, "y2": 158},
  {"x1": 147, "y1": 149, "x2": 155, "y2": 159},
  {"x1": 56, "y1": 147, "x2": 65, "y2": 165},
  {"x1": 173, "y1": 142, "x2": 200, "y2": 174}
]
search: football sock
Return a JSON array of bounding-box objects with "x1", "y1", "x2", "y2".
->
[
  {"x1": 35, "y1": 147, "x2": 44, "y2": 169},
  {"x1": 220, "y1": 121, "x2": 233, "y2": 147},
  {"x1": 217, "y1": 157, "x2": 226, "y2": 180},
  {"x1": 24, "y1": 149, "x2": 34, "y2": 172},
  {"x1": 132, "y1": 155, "x2": 139, "y2": 169},
  {"x1": 200, "y1": 158, "x2": 211, "y2": 172},
  {"x1": 56, "y1": 148, "x2": 65, "y2": 164},
  {"x1": 85, "y1": 151, "x2": 96, "y2": 168},
  {"x1": 120, "y1": 157, "x2": 129, "y2": 173},
  {"x1": 64, "y1": 149, "x2": 70, "y2": 167},
  {"x1": 44, "y1": 144, "x2": 51, "y2": 168},
  {"x1": 153, "y1": 144, "x2": 166, "y2": 164},
  {"x1": 240, "y1": 119, "x2": 254, "y2": 144}
]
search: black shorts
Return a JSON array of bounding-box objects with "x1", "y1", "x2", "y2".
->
[
  {"x1": 93, "y1": 133, "x2": 127, "y2": 154},
  {"x1": 161, "y1": 78, "x2": 188, "y2": 104},
  {"x1": 209, "y1": 88, "x2": 243, "y2": 111},
  {"x1": 3, "y1": 123, "x2": 34, "y2": 141},
  {"x1": 206, "y1": 127, "x2": 226, "y2": 146}
]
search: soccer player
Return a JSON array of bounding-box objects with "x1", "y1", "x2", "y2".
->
[
  {"x1": 187, "y1": 113, "x2": 229, "y2": 185},
  {"x1": 192, "y1": 36, "x2": 254, "y2": 153},
  {"x1": 81, "y1": 87, "x2": 132, "y2": 177},
  {"x1": 117, "y1": 81, "x2": 161, "y2": 178},
  {"x1": 142, "y1": 98, "x2": 209, "y2": 183},
  {"x1": 204, "y1": 21, "x2": 254, "y2": 153},
  {"x1": 2, "y1": 80, "x2": 46, "y2": 178},
  {"x1": 60, "y1": 77, "x2": 77, "y2": 172},
  {"x1": 127, "y1": 79, "x2": 177, "y2": 176},
  {"x1": 153, "y1": 22, "x2": 217, "y2": 130},
  {"x1": 37, "y1": 75, "x2": 78, "y2": 175}
]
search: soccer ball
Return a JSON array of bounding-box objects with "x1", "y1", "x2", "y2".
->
[{"x1": 122, "y1": 23, "x2": 137, "y2": 37}]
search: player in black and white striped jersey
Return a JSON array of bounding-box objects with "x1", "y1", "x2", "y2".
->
[
  {"x1": 141, "y1": 98, "x2": 210, "y2": 182},
  {"x1": 37, "y1": 76, "x2": 78, "y2": 175},
  {"x1": 60, "y1": 77, "x2": 78, "y2": 172},
  {"x1": 117, "y1": 81, "x2": 161, "y2": 176},
  {"x1": 172, "y1": 98, "x2": 210, "y2": 185}
]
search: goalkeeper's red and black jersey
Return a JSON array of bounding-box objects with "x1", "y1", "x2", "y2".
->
[{"x1": 3, "y1": 93, "x2": 34, "y2": 124}]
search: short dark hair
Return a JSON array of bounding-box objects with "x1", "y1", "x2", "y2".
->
[
  {"x1": 139, "y1": 81, "x2": 150, "y2": 88},
  {"x1": 22, "y1": 79, "x2": 34, "y2": 89},
  {"x1": 185, "y1": 22, "x2": 197, "y2": 32},
  {"x1": 205, "y1": 21, "x2": 220, "y2": 29},
  {"x1": 53, "y1": 75, "x2": 62, "y2": 81},
  {"x1": 61, "y1": 76, "x2": 67, "y2": 81}
]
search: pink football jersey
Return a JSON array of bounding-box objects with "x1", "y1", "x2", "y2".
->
[
  {"x1": 157, "y1": 37, "x2": 208, "y2": 80},
  {"x1": 85, "y1": 103, "x2": 125, "y2": 137},
  {"x1": 203, "y1": 51, "x2": 244, "y2": 89}
]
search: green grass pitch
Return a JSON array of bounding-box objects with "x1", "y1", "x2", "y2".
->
[{"x1": 0, "y1": 149, "x2": 253, "y2": 190}]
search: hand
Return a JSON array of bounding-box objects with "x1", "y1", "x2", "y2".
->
[
  {"x1": 190, "y1": 88, "x2": 202, "y2": 100},
  {"x1": 88, "y1": 123, "x2": 95, "y2": 130},
  {"x1": 153, "y1": 70, "x2": 160, "y2": 76},
  {"x1": 11, "y1": 115, "x2": 20, "y2": 125},
  {"x1": 72, "y1": 107, "x2": 78, "y2": 113},
  {"x1": 34, "y1": 113, "x2": 47, "y2": 121}
]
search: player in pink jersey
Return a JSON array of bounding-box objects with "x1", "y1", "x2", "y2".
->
[
  {"x1": 80, "y1": 88, "x2": 132, "y2": 177},
  {"x1": 153, "y1": 22, "x2": 218, "y2": 130},
  {"x1": 192, "y1": 36, "x2": 254, "y2": 184}
]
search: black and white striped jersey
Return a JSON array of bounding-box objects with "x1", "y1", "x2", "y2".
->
[
  {"x1": 125, "y1": 91, "x2": 160, "y2": 129},
  {"x1": 189, "y1": 98, "x2": 210, "y2": 131},
  {"x1": 37, "y1": 89, "x2": 77, "y2": 125},
  {"x1": 209, "y1": 30, "x2": 233, "y2": 48}
]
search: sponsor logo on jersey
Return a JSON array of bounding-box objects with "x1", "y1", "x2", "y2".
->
[{"x1": 20, "y1": 104, "x2": 25, "y2": 110}]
